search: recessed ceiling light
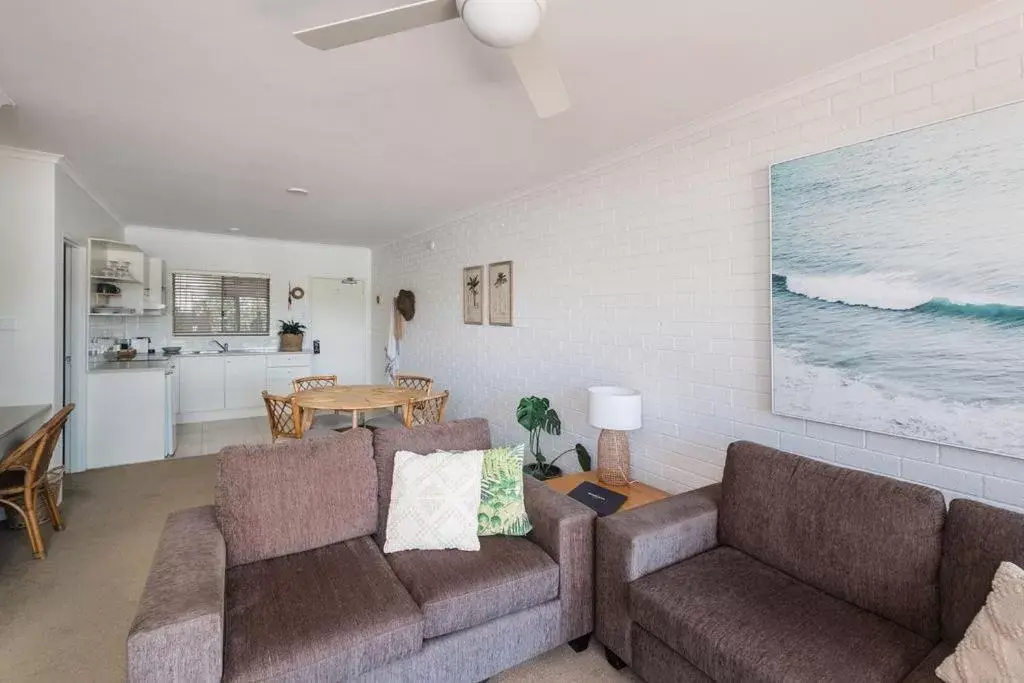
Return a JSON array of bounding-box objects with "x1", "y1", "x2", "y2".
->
[
  {"x1": 286, "y1": 187, "x2": 309, "y2": 196},
  {"x1": 229, "y1": 228, "x2": 241, "y2": 232}
]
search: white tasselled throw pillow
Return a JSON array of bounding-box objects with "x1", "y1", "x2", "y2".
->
[
  {"x1": 936, "y1": 561, "x2": 1024, "y2": 683},
  {"x1": 384, "y1": 450, "x2": 485, "y2": 553}
]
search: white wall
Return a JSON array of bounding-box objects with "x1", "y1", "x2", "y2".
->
[
  {"x1": 373, "y1": 2, "x2": 1024, "y2": 511},
  {"x1": 0, "y1": 149, "x2": 122, "y2": 478},
  {"x1": 0, "y1": 151, "x2": 56, "y2": 406},
  {"x1": 117, "y1": 226, "x2": 372, "y2": 356},
  {"x1": 56, "y1": 165, "x2": 124, "y2": 470}
]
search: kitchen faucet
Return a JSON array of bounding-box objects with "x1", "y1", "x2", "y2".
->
[{"x1": 210, "y1": 340, "x2": 229, "y2": 352}]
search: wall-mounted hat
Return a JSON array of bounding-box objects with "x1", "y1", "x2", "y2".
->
[{"x1": 395, "y1": 290, "x2": 416, "y2": 321}]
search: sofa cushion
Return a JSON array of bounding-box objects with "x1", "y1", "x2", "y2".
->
[
  {"x1": 940, "y1": 499, "x2": 1024, "y2": 643},
  {"x1": 478, "y1": 444, "x2": 532, "y2": 537},
  {"x1": 384, "y1": 449, "x2": 485, "y2": 553},
  {"x1": 719, "y1": 440, "x2": 946, "y2": 638},
  {"x1": 936, "y1": 561, "x2": 1024, "y2": 682},
  {"x1": 386, "y1": 535, "x2": 558, "y2": 639},
  {"x1": 223, "y1": 536, "x2": 422, "y2": 682},
  {"x1": 373, "y1": 418, "x2": 492, "y2": 546},
  {"x1": 216, "y1": 428, "x2": 377, "y2": 568},
  {"x1": 629, "y1": 546, "x2": 935, "y2": 683},
  {"x1": 901, "y1": 643, "x2": 953, "y2": 683}
]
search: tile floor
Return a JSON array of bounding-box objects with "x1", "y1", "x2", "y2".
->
[{"x1": 173, "y1": 416, "x2": 270, "y2": 457}]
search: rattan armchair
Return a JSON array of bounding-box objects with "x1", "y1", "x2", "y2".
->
[
  {"x1": 292, "y1": 375, "x2": 338, "y2": 392},
  {"x1": 402, "y1": 391, "x2": 450, "y2": 428},
  {"x1": 292, "y1": 374, "x2": 351, "y2": 429},
  {"x1": 0, "y1": 404, "x2": 74, "y2": 559},
  {"x1": 262, "y1": 391, "x2": 305, "y2": 442},
  {"x1": 394, "y1": 374, "x2": 434, "y2": 393}
]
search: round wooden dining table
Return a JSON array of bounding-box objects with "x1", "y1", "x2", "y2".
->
[{"x1": 291, "y1": 385, "x2": 426, "y2": 430}]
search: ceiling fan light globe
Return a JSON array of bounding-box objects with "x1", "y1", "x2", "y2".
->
[{"x1": 458, "y1": 0, "x2": 545, "y2": 49}]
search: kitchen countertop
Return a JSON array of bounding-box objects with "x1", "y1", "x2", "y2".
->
[
  {"x1": 89, "y1": 349, "x2": 311, "y2": 372},
  {"x1": 89, "y1": 360, "x2": 172, "y2": 373},
  {"x1": 0, "y1": 404, "x2": 51, "y2": 440}
]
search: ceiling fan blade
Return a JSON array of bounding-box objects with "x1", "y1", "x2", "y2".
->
[
  {"x1": 294, "y1": 0, "x2": 459, "y2": 51},
  {"x1": 507, "y1": 38, "x2": 570, "y2": 119}
]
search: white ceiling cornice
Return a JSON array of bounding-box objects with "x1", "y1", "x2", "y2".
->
[
  {"x1": 0, "y1": 144, "x2": 61, "y2": 163},
  {"x1": 57, "y1": 157, "x2": 126, "y2": 228},
  {"x1": 0, "y1": 145, "x2": 125, "y2": 227}
]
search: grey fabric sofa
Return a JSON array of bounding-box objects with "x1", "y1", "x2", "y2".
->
[
  {"x1": 596, "y1": 440, "x2": 1024, "y2": 683},
  {"x1": 126, "y1": 419, "x2": 597, "y2": 682}
]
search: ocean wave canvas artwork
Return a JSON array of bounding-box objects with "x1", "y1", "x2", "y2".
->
[{"x1": 770, "y1": 102, "x2": 1024, "y2": 459}]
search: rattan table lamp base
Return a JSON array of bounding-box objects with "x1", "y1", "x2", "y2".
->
[{"x1": 597, "y1": 429, "x2": 632, "y2": 486}]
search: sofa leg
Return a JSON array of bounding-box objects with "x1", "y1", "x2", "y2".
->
[
  {"x1": 605, "y1": 647, "x2": 626, "y2": 670},
  {"x1": 568, "y1": 633, "x2": 591, "y2": 653}
]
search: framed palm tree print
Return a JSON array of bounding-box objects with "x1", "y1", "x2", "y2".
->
[
  {"x1": 463, "y1": 266, "x2": 484, "y2": 324},
  {"x1": 488, "y1": 261, "x2": 513, "y2": 326}
]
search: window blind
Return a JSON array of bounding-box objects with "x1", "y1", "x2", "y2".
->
[{"x1": 172, "y1": 273, "x2": 270, "y2": 336}]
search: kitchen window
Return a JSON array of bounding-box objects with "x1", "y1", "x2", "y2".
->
[{"x1": 172, "y1": 272, "x2": 270, "y2": 336}]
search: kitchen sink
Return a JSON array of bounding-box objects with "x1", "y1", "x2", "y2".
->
[{"x1": 189, "y1": 349, "x2": 258, "y2": 355}]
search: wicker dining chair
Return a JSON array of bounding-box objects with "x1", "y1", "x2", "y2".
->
[
  {"x1": 0, "y1": 404, "x2": 74, "y2": 559},
  {"x1": 402, "y1": 391, "x2": 450, "y2": 428},
  {"x1": 292, "y1": 374, "x2": 351, "y2": 428},
  {"x1": 262, "y1": 391, "x2": 304, "y2": 442},
  {"x1": 394, "y1": 374, "x2": 434, "y2": 393},
  {"x1": 292, "y1": 375, "x2": 338, "y2": 392}
]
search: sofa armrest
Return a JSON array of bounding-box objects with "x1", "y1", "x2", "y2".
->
[
  {"x1": 127, "y1": 506, "x2": 226, "y2": 683},
  {"x1": 524, "y1": 476, "x2": 598, "y2": 642},
  {"x1": 595, "y1": 484, "x2": 721, "y2": 665}
]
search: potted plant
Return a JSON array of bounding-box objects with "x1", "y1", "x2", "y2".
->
[
  {"x1": 516, "y1": 396, "x2": 592, "y2": 481},
  {"x1": 278, "y1": 319, "x2": 307, "y2": 352}
]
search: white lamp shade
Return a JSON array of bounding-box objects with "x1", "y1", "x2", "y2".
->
[{"x1": 587, "y1": 386, "x2": 642, "y2": 431}]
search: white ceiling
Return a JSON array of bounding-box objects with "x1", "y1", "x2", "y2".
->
[{"x1": 0, "y1": 0, "x2": 984, "y2": 246}]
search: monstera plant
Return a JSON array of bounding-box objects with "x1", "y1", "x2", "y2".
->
[{"x1": 516, "y1": 396, "x2": 592, "y2": 481}]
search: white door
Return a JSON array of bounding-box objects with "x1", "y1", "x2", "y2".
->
[
  {"x1": 309, "y1": 278, "x2": 367, "y2": 384},
  {"x1": 224, "y1": 355, "x2": 267, "y2": 409}
]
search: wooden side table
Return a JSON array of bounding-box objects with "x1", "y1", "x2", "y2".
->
[{"x1": 544, "y1": 471, "x2": 669, "y2": 513}]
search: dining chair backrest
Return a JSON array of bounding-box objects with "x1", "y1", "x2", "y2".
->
[
  {"x1": 0, "y1": 404, "x2": 75, "y2": 486},
  {"x1": 262, "y1": 391, "x2": 301, "y2": 441},
  {"x1": 292, "y1": 375, "x2": 338, "y2": 393},
  {"x1": 395, "y1": 374, "x2": 434, "y2": 394},
  {"x1": 403, "y1": 391, "x2": 449, "y2": 428}
]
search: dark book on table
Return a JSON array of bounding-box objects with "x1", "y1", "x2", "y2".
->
[{"x1": 567, "y1": 481, "x2": 627, "y2": 517}]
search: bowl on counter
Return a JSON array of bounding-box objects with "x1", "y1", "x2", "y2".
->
[
  {"x1": 104, "y1": 348, "x2": 138, "y2": 361},
  {"x1": 161, "y1": 347, "x2": 183, "y2": 355}
]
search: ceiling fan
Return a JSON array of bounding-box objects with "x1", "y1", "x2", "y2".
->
[{"x1": 293, "y1": 0, "x2": 570, "y2": 119}]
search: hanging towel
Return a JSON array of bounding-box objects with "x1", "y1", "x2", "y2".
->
[{"x1": 385, "y1": 295, "x2": 400, "y2": 383}]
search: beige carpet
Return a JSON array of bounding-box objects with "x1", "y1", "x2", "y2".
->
[{"x1": 0, "y1": 455, "x2": 639, "y2": 682}]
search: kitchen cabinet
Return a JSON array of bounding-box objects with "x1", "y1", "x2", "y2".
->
[
  {"x1": 176, "y1": 352, "x2": 312, "y2": 422},
  {"x1": 225, "y1": 355, "x2": 267, "y2": 409},
  {"x1": 267, "y1": 366, "x2": 311, "y2": 396},
  {"x1": 178, "y1": 356, "x2": 225, "y2": 413},
  {"x1": 142, "y1": 257, "x2": 166, "y2": 312},
  {"x1": 266, "y1": 353, "x2": 313, "y2": 396},
  {"x1": 87, "y1": 369, "x2": 167, "y2": 468}
]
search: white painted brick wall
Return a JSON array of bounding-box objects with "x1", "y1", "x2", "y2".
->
[{"x1": 372, "y1": 2, "x2": 1024, "y2": 511}]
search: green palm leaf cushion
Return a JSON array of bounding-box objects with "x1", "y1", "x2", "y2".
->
[{"x1": 478, "y1": 444, "x2": 532, "y2": 536}]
